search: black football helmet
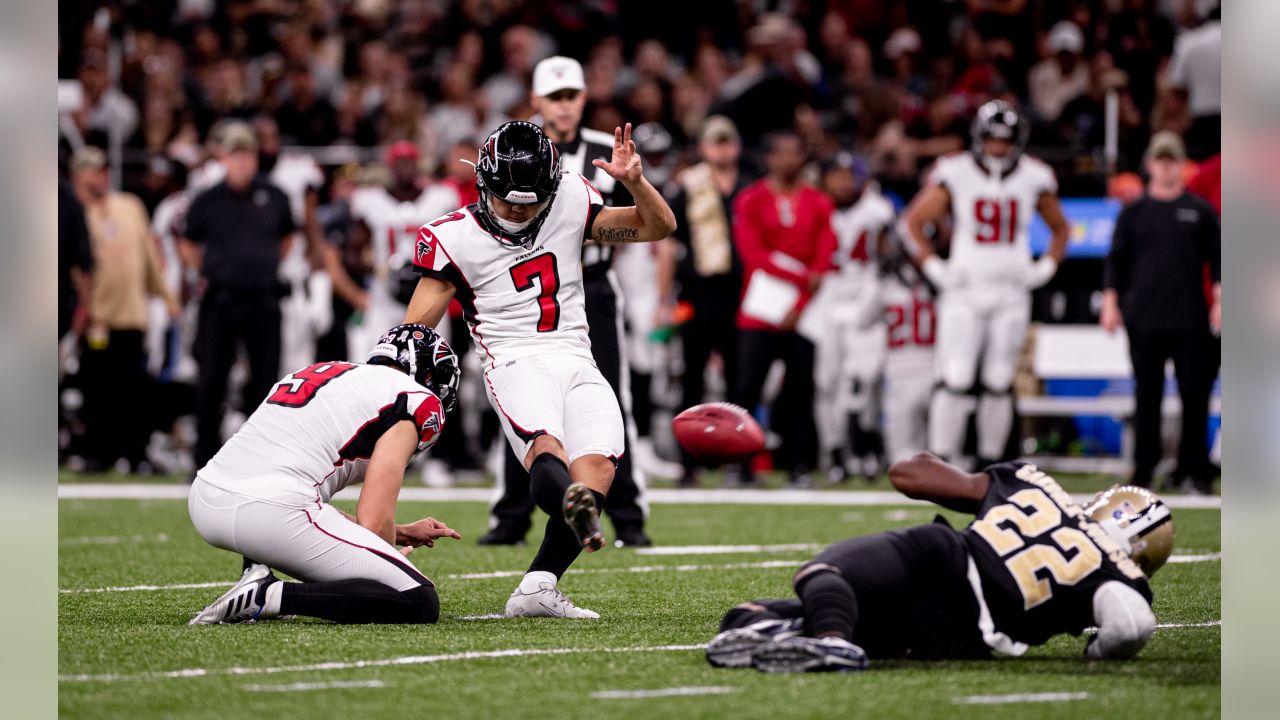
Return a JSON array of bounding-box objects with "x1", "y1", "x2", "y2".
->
[
  {"x1": 367, "y1": 324, "x2": 461, "y2": 415},
  {"x1": 472, "y1": 121, "x2": 562, "y2": 249},
  {"x1": 970, "y1": 100, "x2": 1029, "y2": 173}
]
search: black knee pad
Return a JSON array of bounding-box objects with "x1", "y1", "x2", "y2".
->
[
  {"x1": 793, "y1": 562, "x2": 843, "y2": 593},
  {"x1": 402, "y1": 584, "x2": 440, "y2": 624}
]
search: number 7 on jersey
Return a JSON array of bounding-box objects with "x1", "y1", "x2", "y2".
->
[{"x1": 509, "y1": 254, "x2": 561, "y2": 332}]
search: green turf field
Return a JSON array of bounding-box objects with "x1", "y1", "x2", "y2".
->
[{"x1": 58, "y1": 495, "x2": 1221, "y2": 719}]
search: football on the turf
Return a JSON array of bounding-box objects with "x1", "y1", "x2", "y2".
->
[{"x1": 671, "y1": 403, "x2": 764, "y2": 465}]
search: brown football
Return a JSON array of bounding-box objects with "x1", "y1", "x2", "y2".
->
[{"x1": 671, "y1": 402, "x2": 765, "y2": 465}]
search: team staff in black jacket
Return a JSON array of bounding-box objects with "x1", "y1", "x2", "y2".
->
[{"x1": 1102, "y1": 131, "x2": 1221, "y2": 493}]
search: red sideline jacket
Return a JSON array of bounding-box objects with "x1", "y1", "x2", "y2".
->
[{"x1": 732, "y1": 179, "x2": 837, "y2": 330}]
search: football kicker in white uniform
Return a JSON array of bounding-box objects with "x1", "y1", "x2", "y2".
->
[
  {"x1": 349, "y1": 141, "x2": 462, "y2": 353},
  {"x1": 805, "y1": 153, "x2": 895, "y2": 480},
  {"x1": 903, "y1": 100, "x2": 1069, "y2": 467},
  {"x1": 187, "y1": 325, "x2": 462, "y2": 625},
  {"x1": 403, "y1": 120, "x2": 677, "y2": 619}
]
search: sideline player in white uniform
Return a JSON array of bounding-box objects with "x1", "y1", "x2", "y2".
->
[
  {"x1": 807, "y1": 152, "x2": 895, "y2": 481},
  {"x1": 349, "y1": 142, "x2": 461, "y2": 353},
  {"x1": 187, "y1": 324, "x2": 462, "y2": 624},
  {"x1": 878, "y1": 246, "x2": 937, "y2": 464},
  {"x1": 902, "y1": 100, "x2": 1069, "y2": 467},
  {"x1": 403, "y1": 120, "x2": 676, "y2": 618}
]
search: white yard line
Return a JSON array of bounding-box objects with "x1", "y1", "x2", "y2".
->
[
  {"x1": 243, "y1": 680, "x2": 386, "y2": 693},
  {"x1": 954, "y1": 691, "x2": 1091, "y2": 705},
  {"x1": 1166, "y1": 552, "x2": 1221, "y2": 563},
  {"x1": 446, "y1": 560, "x2": 798, "y2": 581},
  {"x1": 62, "y1": 581, "x2": 227, "y2": 594},
  {"x1": 62, "y1": 533, "x2": 170, "y2": 546},
  {"x1": 57, "y1": 483, "x2": 1222, "y2": 509},
  {"x1": 59, "y1": 553, "x2": 1219, "y2": 595},
  {"x1": 59, "y1": 644, "x2": 705, "y2": 684},
  {"x1": 632, "y1": 543, "x2": 819, "y2": 556},
  {"x1": 592, "y1": 686, "x2": 738, "y2": 699},
  {"x1": 1156, "y1": 620, "x2": 1221, "y2": 629}
]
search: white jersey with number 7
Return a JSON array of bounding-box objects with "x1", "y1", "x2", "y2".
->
[
  {"x1": 411, "y1": 170, "x2": 603, "y2": 369},
  {"x1": 927, "y1": 152, "x2": 1058, "y2": 283}
]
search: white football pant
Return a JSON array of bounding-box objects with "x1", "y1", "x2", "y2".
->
[{"x1": 929, "y1": 283, "x2": 1030, "y2": 461}]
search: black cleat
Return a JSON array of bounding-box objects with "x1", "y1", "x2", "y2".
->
[
  {"x1": 751, "y1": 635, "x2": 869, "y2": 673},
  {"x1": 613, "y1": 528, "x2": 652, "y2": 548},
  {"x1": 706, "y1": 618, "x2": 804, "y2": 668},
  {"x1": 563, "y1": 483, "x2": 605, "y2": 552},
  {"x1": 477, "y1": 528, "x2": 528, "y2": 546}
]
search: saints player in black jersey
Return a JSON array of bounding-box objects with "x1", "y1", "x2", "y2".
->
[{"x1": 706, "y1": 453, "x2": 1174, "y2": 672}]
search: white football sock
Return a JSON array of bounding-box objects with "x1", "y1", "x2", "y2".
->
[
  {"x1": 518, "y1": 571, "x2": 557, "y2": 593},
  {"x1": 261, "y1": 579, "x2": 283, "y2": 617}
]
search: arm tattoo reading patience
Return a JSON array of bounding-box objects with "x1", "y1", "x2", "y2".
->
[{"x1": 594, "y1": 226, "x2": 641, "y2": 243}]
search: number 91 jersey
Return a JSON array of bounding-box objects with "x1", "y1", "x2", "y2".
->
[
  {"x1": 928, "y1": 152, "x2": 1057, "y2": 284},
  {"x1": 961, "y1": 463, "x2": 1152, "y2": 651},
  {"x1": 413, "y1": 171, "x2": 601, "y2": 369}
]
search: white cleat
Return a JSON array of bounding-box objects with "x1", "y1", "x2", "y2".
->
[
  {"x1": 189, "y1": 563, "x2": 278, "y2": 625},
  {"x1": 504, "y1": 582, "x2": 600, "y2": 619}
]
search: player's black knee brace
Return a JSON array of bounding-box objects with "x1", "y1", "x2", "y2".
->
[
  {"x1": 402, "y1": 584, "x2": 440, "y2": 624},
  {"x1": 793, "y1": 563, "x2": 857, "y2": 639}
]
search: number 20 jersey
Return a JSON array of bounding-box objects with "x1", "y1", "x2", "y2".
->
[
  {"x1": 197, "y1": 363, "x2": 445, "y2": 508},
  {"x1": 412, "y1": 171, "x2": 603, "y2": 369},
  {"x1": 961, "y1": 462, "x2": 1152, "y2": 649},
  {"x1": 927, "y1": 152, "x2": 1057, "y2": 283}
]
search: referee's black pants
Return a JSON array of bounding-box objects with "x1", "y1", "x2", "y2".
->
[
  {"x1": 732, "y1": 328, "x2": 819, "y2": 473},
  {"x1": 678, "y1": 292, "x2": 739, "y2": 472},
  {"x1": 1126, "y1": 326, "x2": 1214, "y2": 488},
  {"x1": 490, "y1": 273, "x2": 646, "y2": 536},
  {"x1": 193, "y1": 286, "x2": 282, "y2": 471}
]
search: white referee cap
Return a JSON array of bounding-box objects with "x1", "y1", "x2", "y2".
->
[{"x1": 533, "y1": 56, "x2": 586, "y2": 97}]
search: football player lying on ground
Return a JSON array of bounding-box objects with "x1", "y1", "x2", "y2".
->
[
  {"x1": 187, "y1": 324, "x2": 462, "y2": 624},
  {"x1": 706, "y1": 453, "x2": 1173, "y2": 671}
]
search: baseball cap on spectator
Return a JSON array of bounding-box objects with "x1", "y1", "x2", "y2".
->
[
  {"x1": 1047, "y1": 21, "x2": 1084, "y2": 54},
  {"x1": 215, "y1": 121, "x2": 258, "y2": 153},
  {"x1": 1145, "y1": 131, "x2": 1187, "y2": 162},
  {"x1": 386, "y1": 140, "x2": 420, "y2": 164},
  {"x1": 884, "y1": 28, "x2": 922, "y2": 60},
  {"x1": 70, "y1": 146, "x2": 107, "y2": 172},
  {"x1": 822, "y1": 151, "x2": 869, "y2": 181},
  {"x1": 700, "y1": 115, "x2": 740, "y2": 144},
  {"x1": 532, "y1": 56, "x2": 585, "y2": 97}
]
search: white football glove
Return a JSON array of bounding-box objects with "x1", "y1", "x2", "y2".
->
[
  {"x1": 1027, "y1": 256, "x2": 1059, "y2": 290},
  {"x1": 922, "y1": 256, "x2": 958, "y2": 290}
]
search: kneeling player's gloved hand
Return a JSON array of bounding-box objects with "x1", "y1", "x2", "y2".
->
[{"x1": 397, "y1": 517, "x2": 462, "y2": 555}]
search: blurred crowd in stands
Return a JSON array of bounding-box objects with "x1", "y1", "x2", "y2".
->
[{"x1": 57, "y1": 0, "x2": 1222, "y2": 480}]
